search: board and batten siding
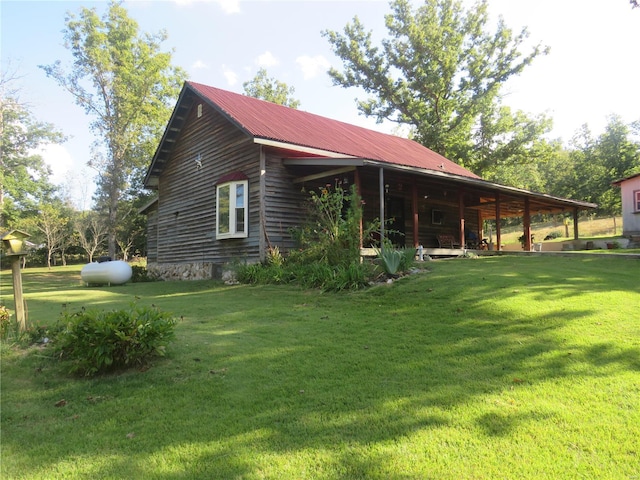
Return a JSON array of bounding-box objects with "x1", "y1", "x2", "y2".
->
[{"x1": 154, "y1": 100, "x2": 262, "y2": 272}]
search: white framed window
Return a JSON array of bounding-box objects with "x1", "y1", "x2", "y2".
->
[{"x1": 216, "y1": 180, "x2": 248, "y2": 239}]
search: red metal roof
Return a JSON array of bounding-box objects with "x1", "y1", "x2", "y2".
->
[{"x1": 188, "y1": 81, "x2": 480, "y2": 180}]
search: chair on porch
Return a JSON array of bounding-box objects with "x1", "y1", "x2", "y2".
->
[{"x1": 436, "y1": 234, "x2": 461, "y2": 249}]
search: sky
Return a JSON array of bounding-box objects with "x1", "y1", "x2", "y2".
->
[{"x1": 2, "y1": 0, "x2": 639, "y2": 208}]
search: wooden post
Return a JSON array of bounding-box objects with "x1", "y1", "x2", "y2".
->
[
  {"x1": 573, "y1": 208, "x2": 579, "y2": 240},
  {"x1": 355, "y1": 168, "x2": 363, "y2": 250},
  {"x1": 458, "y1": 190, "x2": 465, "y2": 247},
  {"x1": 524, "y1": 198, "x2": 532, "y2": 251},
  {"x1": 496, "y1": 192, "x2": 502, "y2": 251},
  {"x1": 412, "y1": 178, "x2": 419, "y2": 247},
  {"x1": 10, "y1": 256, "x2": 27, "y2": 332},
  {"x1": 379, "y1": 167, "x2": 385, "y2": 252}
]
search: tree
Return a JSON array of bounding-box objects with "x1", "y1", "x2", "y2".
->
[
  {"x1": 323, "y1": 0, "x2": 549, "y2": 173},
  {"x1": 243, "y1": 68, "x2": 301, "y2": 108},
  {"x1": 27, "y1": 202, "x2": 70, "y2": 269},
  {"x1": 40, "y1": 1, "x2": 186, "y2": 259},
  {"x1": 115, "y1": 196, "x2": 148, "y2": 261},
  {"x1": 75, "y1": 210, "x2": 108, "y2": 262},
  {"x1": 0, "y1": 68, "x2": 63, "y2": 228}
]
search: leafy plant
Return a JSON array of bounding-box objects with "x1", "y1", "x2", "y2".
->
[
  {"x1": 375, "y1": 247, "x2": 416, "y2": 276},
  {"x1": 52, "y1": 303, "x2": 176, "y2": 376},
  {"x1": 131, "y1": 265, "x2": 154, "y2": 283},
  {"x1": 0, "y1": 305, "x2": 11, "y2": 340}
]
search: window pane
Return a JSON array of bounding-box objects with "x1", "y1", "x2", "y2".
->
[
  {"x1": 218, "y1": 185, "x2": 230, "y2": 234},
  {"x1": 236, "y1": 207, "x2": 245, "y2": 233},
  {"x1": 236, "y1": 183, "x2": 244, "y2": 208}
]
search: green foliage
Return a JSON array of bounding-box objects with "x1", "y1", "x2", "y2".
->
[
  {"x1": 0, "y1": 70, "x2": 63, "y2": 227},
  {"x1": 40, "y1": 1, "x2": 186, "y2": 257},
  {"x1": 131, "y1": 265, "x2": 154, "y2": 283},
  {"x1": 0, "y1": 305, "x2": 11, "y2": 340},
  {"x1": 52, "y1": 304, "x2": 176, "y2": 376},
  {"x1": 323, "y1": 0, "x2": 549, "y2": 173},
  {"x1": 376, "y1": 246, "x2": 416, "y2": 276},
  {"x1": 236, "y1": 184, "x2": 378, "y2": 290},
  {"x1": 242, "y1": 68, "x2": 301, "y2": 108}
]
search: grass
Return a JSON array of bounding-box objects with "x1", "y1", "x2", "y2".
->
[
  {"x1": 497, "y1": 216, "x2": 623, "y2": 245},
  {"x1": 1, "y1": 256, "x2": 639, "y2": 479}
]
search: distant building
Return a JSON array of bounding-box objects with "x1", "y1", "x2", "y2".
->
[{"x1": 613, "y1": 172, "x2": 640, "y2": 237}]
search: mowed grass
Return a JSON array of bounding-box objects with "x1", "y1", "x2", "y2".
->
[{"x1": 1, "y1": 256, "x2": 639, "y2": 479}]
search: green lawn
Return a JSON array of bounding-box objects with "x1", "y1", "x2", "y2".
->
[{"x1": 1, "y1": 256, "x2": 639, "y2": 479}]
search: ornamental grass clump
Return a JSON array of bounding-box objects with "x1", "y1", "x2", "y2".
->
[{"x1": 52, "y1": 303, "x2": 177, "y2": 376}]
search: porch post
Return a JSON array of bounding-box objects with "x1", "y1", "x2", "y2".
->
[
  {"x1": 496, "y1": 192, "x2": 502, "y2": 251},
  {"x1": 412, "y1": 177, "x2": 419, "y2": 247},
  {"x1": 458, "y1": 190, "x2": 465, "y2": 248},
  {"x1": 477, "y1": 209, "x2": 483, "y2": 244},
  {"x1": 355, "y1": 168, "x2": 363, "y2": 250},
  {"x1": 573, "y1": 208, "x2": 579, "y2": 239},
  {"x1": 379, "y1": 167, "x2": 385, "y2": 252},
  {"x1": 524, "y1": 197, "x2": 532, "y2": 251}
]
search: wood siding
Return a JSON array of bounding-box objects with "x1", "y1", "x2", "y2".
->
[
  {"x1": 262, "y1": 153, "x2": 307, "y2": 253},
  {"x1": 155, "y1": 101, "x2": 262, "y2": 267}
]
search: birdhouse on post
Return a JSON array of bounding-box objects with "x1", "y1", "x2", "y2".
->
[
  {"x1": 1, "y1": 229, "x2": 31, "y2": 332},
  {"x1": 1, "y1": 229, "x2": 30, "y2": 256}
]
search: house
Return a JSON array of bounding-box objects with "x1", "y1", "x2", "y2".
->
[
  {"x1": 613, "y1": 172, "x2": 640, "y2": 240},
  {"x1": 142, "y1": 81, "x2": 596, "y2": 280}
]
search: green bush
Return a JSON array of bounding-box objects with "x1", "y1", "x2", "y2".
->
[
  {"x1": 131, "y1": 265, "x2": 155, "y2": 283},
  {"x1": 0, "y1": 305, "x2": 11, "y2": 340},
  {"x1": 52, "y1": 304, "x2": 176, "y2": 376}
]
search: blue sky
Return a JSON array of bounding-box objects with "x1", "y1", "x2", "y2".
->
[{"x1": 2, "y1": 0, "x2": 639, "y2": 208}]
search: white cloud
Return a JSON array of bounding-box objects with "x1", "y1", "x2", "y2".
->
[
  {"x1": 222, "y1": 65, "x2": 238, "y2": 86},
  {"x1": 191, "y1": 59, "x2": 209, "y2": 70},
  {"x1": 171, "y1": 0, "x2": 241, "y2": 13},
  {"x1": 256, "y1": 51, "x2": 279, "y2": 68},
  {"x1": 216, "y1": 0, "x2": 241, "y2": 14},
  {"x1": 37, "y1": 144, "x2": 74, "y2": 186},
  {"x1": 296, "y1": 55, "x2": 331, "y2": 80}
]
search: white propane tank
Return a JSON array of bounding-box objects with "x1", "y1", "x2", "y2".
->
[{"x1": 81, "y1": 260, "x2": 132, "y2": 285}]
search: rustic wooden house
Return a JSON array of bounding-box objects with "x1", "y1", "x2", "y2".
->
[{"x1": 142, "y1": 81, "x2": 596, "y2": 280}]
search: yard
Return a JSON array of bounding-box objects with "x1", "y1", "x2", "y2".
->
[{"x1": 1, "y1": 255, "x2": 639, "y2": 479}]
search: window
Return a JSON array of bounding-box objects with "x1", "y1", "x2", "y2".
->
[
  {"x1": 635, "y1": 190, "x2": 640, "y2": 212},
  {"x1": 216, "y1": 180, "x2": 248, "y2": 238}
]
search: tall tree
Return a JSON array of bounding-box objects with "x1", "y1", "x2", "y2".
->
[
  {"x1": 323, "y1": 0, "x2": 549, "y2": 173},
  {"x1": 75, "y1": 210, "x2": 108, "y2": 263},
  {"x1": 40, "y1": 1, "x2": 186, "y2": 258},
  {"x1": 243, "y1": 68, "x2": 301, "y2": 108},
  {"x1": 0, "y1": 68, "x2": 63, "y2": 228}
]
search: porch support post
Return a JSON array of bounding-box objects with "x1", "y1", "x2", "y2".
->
[
  {"x1": 379, "y1": 167, "x2": 385, "y2": 252},
  {"x1": 496, "y1": 192, "x2": 502, "y2": 251},
  {"x1": 412, "y1": 177, "x2": 419, "y2": 247},
  {"x1": 477, "y1": 209, "x2": 483, "y2": 244},
  {"x1": 458, "y1": 189, "x2": 465, "y2": 248},
  {"x1": 354, "y1": 168, "x2": 363, "y2": 250},
  {"x1": 524, "y1": 197, "x2": 532, "y2": 251},
  {"x1": 573, "y1": 208, "x2": 579, "y2": 240}
]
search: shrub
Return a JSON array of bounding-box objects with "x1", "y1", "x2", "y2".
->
[
  {"x1": 52, "y1": 304, "x2": 176, "y2": 376},
  {"x1": 0, "y1": 305, "x2": 11, "y2": 340},
  {"x1": 131, "y1": 265, "x2": 154, "y2": 283},
  {"x1": 375, "y1": 247, "x2": 416, "y2": 277}
]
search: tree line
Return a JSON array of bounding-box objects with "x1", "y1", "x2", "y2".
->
[{"x1": 2, "y1": 0, "x2": 638, "y2": 268}]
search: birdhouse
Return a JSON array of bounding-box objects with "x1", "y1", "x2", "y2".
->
[{"x1": 1, "y1": 230, "x2": 31, "y2": 256}]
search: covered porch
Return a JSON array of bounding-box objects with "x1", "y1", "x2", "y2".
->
[{"x1": 284, "y1": 158, "x2": 597, "y2": 254}]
